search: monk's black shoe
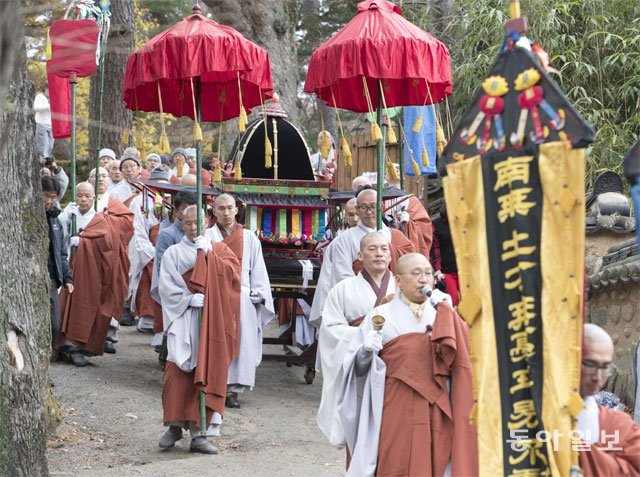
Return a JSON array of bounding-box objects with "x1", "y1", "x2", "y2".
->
[
  {"x1": 190, "y1": 438, "x2": 218, "y2": 454},
  {"x1": 225, "y1": 395, "x2": 241, "y2": 409},
  {"x1": 120, "y1": 307, "x2": 135, "y2": 326},
  {"x1": 103, "y1": 341, "x2": 116, "y2": 354},
  {"x1": 69, "y1": 352, "x2": 89, "y2": 367}
]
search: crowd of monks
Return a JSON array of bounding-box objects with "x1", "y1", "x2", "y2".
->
[{"x1": 46, "y1": 145, "x2": 640, "y2": 472}]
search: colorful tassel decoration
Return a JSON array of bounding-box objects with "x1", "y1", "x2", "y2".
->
[
  {"x1": 412, "y1": 159, "x2": 422, "y2": 177},
  {"x1": 436, "y1": 123, "x2": 447, "y2": 156},
  {"x1": 387, "y1": 159, "x2": 399, "y2": 180},
  {"x1": 213, "y1": 161, "x2": 222, "y2": 182},
  {"x1": 370, "y1": 122, "x2": 383, "y2": 142},
  {"x1": 121, "y1": 128, "x2": 130, "y2": 146},
  {"x1": 134, "y1": 129, "x2": 144, "y2": 150},
  {"x1": 387, "y1": 126, "x2": 398, "y2": 145},
  {"x1": 265, "y1": 137, "x2": 273, "y2": 169},
  {"x1": 193, "y1": 122, "x2": 203, "y2": 143},
  {"x1": 421, "y1": 147, "x2": 430, "y2": 167},
  {"x1": 238, "y1": 106, "x2": 248, "y2": 133},
  {"x1": 341, "y1": 137, "x2": 353, "y2": 167},
  {"x1": 159, "y1": 131, "x2": 170, "y2": 153},
  {"x1": 234, "y1": 161, "x2": 242, "y2": 180},
  {"x1": 176, "y1": 159, "x2": 184, "y2": 178},
  {"x1": 412, "y1": 114, "x2": 423, "y2": 133}
]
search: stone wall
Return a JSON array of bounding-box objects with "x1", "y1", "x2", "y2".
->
[{"x1": 585, "y1": 231, "x2": 639, "y2": 409}]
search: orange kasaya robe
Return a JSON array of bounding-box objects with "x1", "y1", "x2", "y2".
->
[
  {"x1": 168, "y1": 168, "x2": 211, "y2": 187},
  {"x1": 376, "y1": 305, "x2": 478, "y2": 477},
  {"x1": 189, "y1": 243, "x2": 241, "y2": 417},
  {"x1": 352, "y1": 228, "x2": 415, "y2": 275},
  {"x1": 579, "y1": 406, "x2": 640, "y2": 476},
  {"x1": 58, "y1": 213, "x2": 114, "y2": 355},
  {"x1": 103, "y1": 198, "x2": 134, "y2": 321},
  {"x1": 133, "y1": 223, "x2": 163, "y2": 333},
  {"x1": 403, "y1": 195, "x2": 433, "y2": 257}
]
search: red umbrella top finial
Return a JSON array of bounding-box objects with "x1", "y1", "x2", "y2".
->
[
  {"x1": 192, "y1": 2, "x2": 203, "y2": 14},
  {"x1": 357, "y1": 0, "x2": 402, "y2": 14}
]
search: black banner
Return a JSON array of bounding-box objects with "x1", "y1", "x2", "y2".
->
[{"x1": 482, "y1": 145, "x2": 550, "y2": 476}]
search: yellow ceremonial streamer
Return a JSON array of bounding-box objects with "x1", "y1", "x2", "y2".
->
[
  {"x1": 538, "y1": 141, "x2": 585, "y2": 477},
  {"x1": 443, "y1": 156, "x2": 502, "y2": 475}
]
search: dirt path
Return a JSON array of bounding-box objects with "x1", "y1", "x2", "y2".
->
[{"x1": 47, "y1": 325, "x2": 343, "y2": 476}]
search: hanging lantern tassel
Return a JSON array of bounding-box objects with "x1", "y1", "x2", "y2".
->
[
  {"x1": 193, "y1": 121, "x2": 203, "y2": 143},
  {"x1": 370, "y1": 122, "x2": 383, "y2": 143},
  {"x1": 234, "y1": 161, "x2": 242, "y2": 180},
  {"x1": 320, "y1": 131, "x2": 331, "y2": 160},
  {"x1": 159, "y1": 131, "x2": 170, "y2": 154},
  {"x1": 121, "y1": 128, "x2": 130, "y2": 146},
  {"x1": 341, "y1": 137, "x2": 353, "y2": 167},
  {"x1": 412, "y1": 158, "x2": 422, "y2": 177},
  {"x1": 264, "y1": 136, "x2": 273, "y2": 169},
  {"x1": 238, "y1": 106, "x2": 248, "y2": 133},
  {"x1": 421, "y1": 147, "x2": 430, "y2": 167},
  {"x1": 436, "y1": 123, "x2": 447, "y2": 156},
  {"x1": 412, "y1": 114, "x2": 423, "y2": 133},
  {"x1": 134, "y1": 128, "x2": 143, "y2": 150},
  {"x1": 386, "y1": 158, "x2": 399, "y2": 180},
  {"x1": 387, "y1": 126, "x2": 398, "y2": 145},
  {"x1": 213, "y1": 160, "x2": 222, "y2": 182}
]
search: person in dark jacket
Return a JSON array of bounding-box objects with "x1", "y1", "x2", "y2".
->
[
  {"x1": 42, "y1": 176, "x2": 74, "y2": 348},
  {"x1": 430, "y1": 203, "x2": 460, "y2": 306}
]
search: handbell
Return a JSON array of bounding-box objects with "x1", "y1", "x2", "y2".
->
[{"x1": 371, "y1": 315, "x2": 386, "y2": 332}]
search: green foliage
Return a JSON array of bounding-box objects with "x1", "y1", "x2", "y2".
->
[{"x1": 404, "y1": 0, "x2": 640, "y2": 186}]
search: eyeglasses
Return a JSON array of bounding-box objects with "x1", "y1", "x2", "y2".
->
[
  {"x1": 401, "y1": 269, "x2": 434, "y2": 279},
  {"x1": 581, "y1": 361, "x2": 613, "y2": 375},
  {"x1": 357, "y1": 205, "x2": 376, "y2": 213}
]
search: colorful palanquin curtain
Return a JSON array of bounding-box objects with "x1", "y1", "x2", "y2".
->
[{"x1": 440, "y1": 44, "x2": 594, "y2": 476}]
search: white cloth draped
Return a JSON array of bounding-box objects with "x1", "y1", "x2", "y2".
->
[
  {"x1": 205, "y1": 226, "x2": 275, "y2": 390},
  {"x1": 317, "y1": 272, "x2": 396, "y2": 447},
  {"x1": 158, "y1": 237, "x2": 199, "y2": 371}
]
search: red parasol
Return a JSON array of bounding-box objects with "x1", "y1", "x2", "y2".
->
[
  {"x1": 303, "y1": 0, "x2": 452, "y2": 111},
  {"x1": 122, "y1": 7, "x2": 273, "y2": 122}
]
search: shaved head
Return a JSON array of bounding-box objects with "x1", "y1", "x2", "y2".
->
[
  {"x1": 352, "y1": 176, "x2": 371, "y2": 191},
  {"x1": 396, "y1": 253, "x2": 431, "y2": 274},
  {"x1": 360, "y1": 231, "x2": 389, "y2": 251},
  {"x1": 346, "y1": 197, "x2": 357, "y2": 208},
  {"x1": 356, "y1": 188, "x2": 376, "y2": 202},
  {"x1": 584, "y1": 324, "x2": 613, "y2": 347},
  {"x1": 581, "y1": 324, "x2": 615, "y2": 397},
  {"x1": 180, "y1": 174, "x2": 197, "y2": 186},
  {"x1": 76, "y1": 182, "x2": 94, "y2": 194},
  {"x1": 214, "y1": 193, "x2": 235, "y2": 206}
]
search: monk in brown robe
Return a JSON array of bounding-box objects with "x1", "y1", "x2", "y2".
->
[
  {"x1": 337, "y1": 253, "x2": 477, "y2": 476},
  {"x1": 158, "y1": 205, "x2": 240, "y2": 454},
  {"x1": 58, "y1": 183, "x2": 114, "y2": 366},
  {"x1": 577, "y1": 324, "x2": 640, "y2": 476},
  {"x1": 398, "y1": 195, "x2": 433, "y2": 256}
]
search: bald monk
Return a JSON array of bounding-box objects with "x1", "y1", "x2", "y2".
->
[
  {"x1": 58, "y1": 183, "x2": 114, "y2": 366},
  {"x1": 337, "y1": 253, "x2": 477, "y2": 476},
  {"x1": 577, "y1": 324, "x2": 640, "y2": 476},
  {"x1": 87, "y1": 166, "x2": 111, "y2": 212},
  {"x1": 310, "y1": 188, "x2": 413, "y2": 328},
  {"x1": 317, "y1": 232, "x2": 396, "y2": 447},
  {"x1": 203, "y1": 193, "x2": 274, "y2": 408},
  {"x1": 352, "y1": 175, "x2": 432, "y2": 256},
  {"x1": 158, "y1": 205, "x2": 240, "y2": 454}
]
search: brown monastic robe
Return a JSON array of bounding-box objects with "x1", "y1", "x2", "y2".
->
[
  {"x1": 190, "y1": 243, "x2": 241, "y2": 416},
  {"x1": 58, "y1": 213, "x2": 114, "y2": 355},
  {"x1": 352, "y1": 229, "x2": 415, "y2": 275},
  {"x1": 349, "y1": 270, "x2": 392, "y2": 328},
  {"x1": 403, "y1": 195, "x2": 433, "y2": 256},
  {"x1": 103, "y1": 198, "x2": 134, "y2": 321},
  {"x1": 579, "y1": 406, "x2": 640, "y2": 476},
  {"x1": 376, "y1": 305, "x2": 478, "y2": 477}
]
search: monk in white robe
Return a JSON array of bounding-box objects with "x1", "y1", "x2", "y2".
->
[
  {"x1": 337, "y1": 253, "x2": 477, "y2": 477},
  {"x1": 317, "y1": 232, "x2": 396, "y2": 447},
  {"x1": 158, "y1": 205, "x2": 222, "y2": 455},
  {"x1": 310, "y1": 189, "x2": 413, "y2": 328},
  {"x1": 203, "y1": 194, "x2": 274, "y2": 407}
]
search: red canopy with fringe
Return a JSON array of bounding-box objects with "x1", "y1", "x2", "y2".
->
[
  {"x1": 303, "y1": 0, "x2": 452, "y2": 112},
  {"x1": 122, "y1": 9, "x2": 273, "y2": 121}
]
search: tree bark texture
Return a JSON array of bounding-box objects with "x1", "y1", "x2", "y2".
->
[
  {"x1": 0, "y1": 2, "x2": 51, "y2": 476},
  {"x1": 88, "y1": 0, "x2": 135, "y2": 159},
  {"x1": 203, "y1": 0, "x2": 301, "y2": 125}
]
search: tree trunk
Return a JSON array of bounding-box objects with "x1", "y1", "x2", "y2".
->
[
  {"x1": 88, "y1": 0, "x2": 135, "y2": 159},
  {"x1": 0, "y1": 2, "x2": 51, "y2": 476},
  {"x1": 203, "y1": 0, "x2": 300, "y2": 125}
]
